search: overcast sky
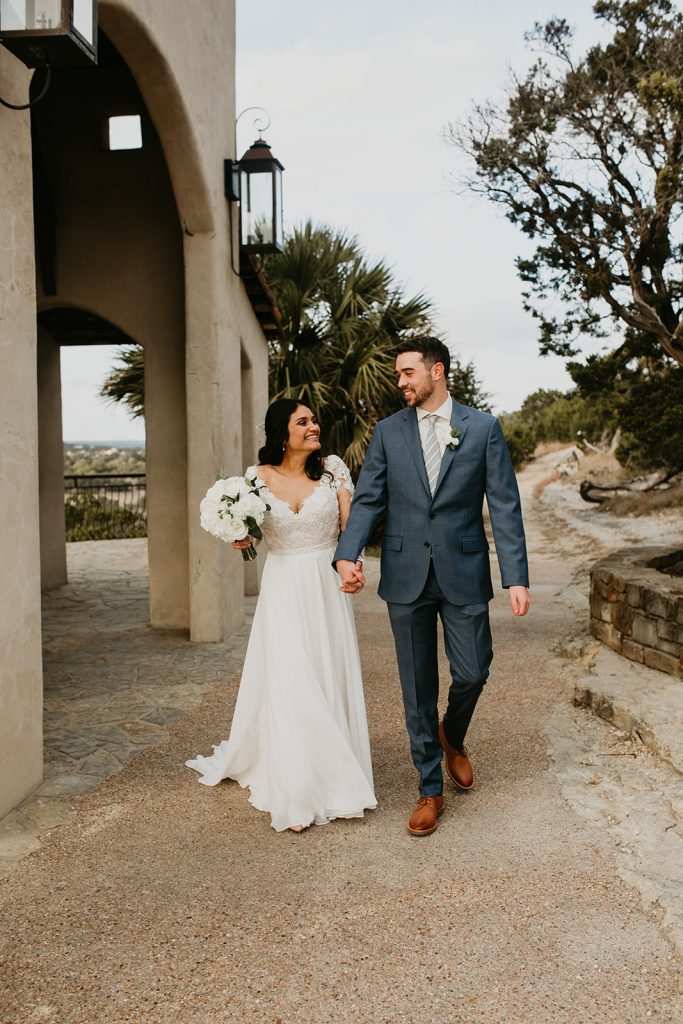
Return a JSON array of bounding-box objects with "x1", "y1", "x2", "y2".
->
[{"x1": 62, "y1": 0, "x2": 614, "y2": 441}]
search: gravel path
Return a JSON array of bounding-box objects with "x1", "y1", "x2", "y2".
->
[{"x1": 0, "y1": 458, "x2": 680, "y2": 1023}]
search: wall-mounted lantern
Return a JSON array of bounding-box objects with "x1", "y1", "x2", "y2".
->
[
  {"x1": 0, "y1": 0, "x2": 97, "y2": 67},
  {"x1": 225, "y1": 123, "x2": 284, "y2": 257}
]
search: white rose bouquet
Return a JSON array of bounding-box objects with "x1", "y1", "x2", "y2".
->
[{"x1": 199, "y1": 473, "x2": 270, "y2": 561}]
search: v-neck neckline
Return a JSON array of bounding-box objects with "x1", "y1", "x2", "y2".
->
[{"x1": 256, "y1": 472, "x2": 325, "y2": 516}]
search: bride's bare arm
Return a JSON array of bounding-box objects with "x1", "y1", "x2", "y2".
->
[{"x1": 337, "y1": 482, "x2": 352, "y2": 531}]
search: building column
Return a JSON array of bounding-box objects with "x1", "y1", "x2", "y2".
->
[
  {"x1": 0, "y1": 62, "x2": 43, "y2": 818},
  {"x1": 37, "y1": 327, "x2": 67, "y2": 589},
  {"x1": 185, "y1": 231, "x2": 243, "y2": 641},
  {"x1": 241, "y1": 341, "x2": 269, "y2": 597},
  {"x1": 145, "y1": 326, "x2": 190, "y2": 629}
]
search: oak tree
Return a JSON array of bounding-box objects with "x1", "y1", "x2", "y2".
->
[{"x1": 449, "y1": 0, "x2": 683, "y2": 369}]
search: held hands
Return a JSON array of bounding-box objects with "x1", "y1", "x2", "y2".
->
[
  {"x1": 336, "y1": 559, "x2": 366, "y2": 595},
  {"x1": 509, "y1": 585, "x2": 530, "y2": 617}
]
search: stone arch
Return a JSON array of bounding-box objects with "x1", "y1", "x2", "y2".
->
[
  {"x1": 30, "y1": 29, "x2": 190, "y2": 627},
  {"x1": 37, "y1": 305, "x2": 140, "y2": 348},
  {"x1": 98, "y1": 2, "x2": 214, "y2": 236},
  {"x1": 36, "y1": 306, "x2": 142, "y2": 591}
]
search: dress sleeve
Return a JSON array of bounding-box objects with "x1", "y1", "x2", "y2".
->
[{"x1": 326, "y1": 454, "x2": 354, "y2": 497}]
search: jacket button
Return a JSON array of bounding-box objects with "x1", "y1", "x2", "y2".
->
[
  {"x1": 424, "y1": 541, "x2": 430, "y2": 548},
  {"x1": 429, "y1": 512, "x2": 436, "y2": 519}
]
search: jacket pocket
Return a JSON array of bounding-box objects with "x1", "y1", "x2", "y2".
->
[
  {"x1": 383, "y1": 534, "x2": 402, "y2": 552},
  {"x1": 461, "y1": 536, "x2": 489, "y2": 553}
]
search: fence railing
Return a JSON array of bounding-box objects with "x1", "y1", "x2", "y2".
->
[{"x1": 64, "y1": 473, "x2": 147, "y2": 541}]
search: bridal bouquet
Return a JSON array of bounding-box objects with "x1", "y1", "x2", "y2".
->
[{"x1": 200, "y1": 473, "x2": 270, "y2": 561}]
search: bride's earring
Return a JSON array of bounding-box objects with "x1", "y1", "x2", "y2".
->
[{"x1": 282, "y1": 442, "x2": 287, "y2": 451}]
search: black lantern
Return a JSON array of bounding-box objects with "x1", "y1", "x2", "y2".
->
[
  {"x1": 0, "y1": 0, "x2": 97, "y2": 67},
  {"x1": 236, "y1": 138, "x2": 284, "y2": 255}
]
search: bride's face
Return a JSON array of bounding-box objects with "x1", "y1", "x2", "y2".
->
[{"x1": 286, "y1": 405, "x2": 321, "y2": 454}]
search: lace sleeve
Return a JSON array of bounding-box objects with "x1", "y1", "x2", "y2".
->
[{"x1": 326, "y1": 454, "x2": 354, "y2": 497}]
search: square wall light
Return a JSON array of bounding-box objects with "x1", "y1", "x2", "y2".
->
[{"x1": 108, "y1": 115, "x2": 142, "y2": 151}]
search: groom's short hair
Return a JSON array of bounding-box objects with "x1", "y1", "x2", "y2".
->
[{"x1": 395, "y1": 336, "x2": 451, "y2": 378}]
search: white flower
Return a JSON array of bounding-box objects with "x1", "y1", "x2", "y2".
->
[
  {"x1": 199, "y1": 500, "x2": 224, "y2": 537},
  {"x1": 219, "y1": 514, "x2": 249, "y2": 543},
  {"x1": 220, "y1": 476, "x2": 246, "y2": 500},
  {"x1": 232, "y1": 492, "x2": 267, "y2": 522},
  {"x1": 204, "y1": 479, "x2": 230, "y2": 503}
]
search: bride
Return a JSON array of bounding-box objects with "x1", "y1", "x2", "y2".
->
[{"x1": 186, "y1": 398, "x2": 377, "y2": 832}]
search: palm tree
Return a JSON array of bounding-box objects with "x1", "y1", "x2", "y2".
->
[
  {"x1": 99, "y1": 345, "x2": 144, "y2": 419},
  {"x1": 264, "y1": 222, "x2": 435, "y2": 473}
]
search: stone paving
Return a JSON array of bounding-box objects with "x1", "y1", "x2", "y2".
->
[{"x1": 0, "y1": 540, "x2": 255, "y2": 879}]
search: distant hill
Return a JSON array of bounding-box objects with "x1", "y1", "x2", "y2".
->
[{"x1": 64, "y1": 443, "x2": 145, "y2": 476}]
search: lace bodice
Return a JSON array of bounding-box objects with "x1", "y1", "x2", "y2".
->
[{"x1": 247, "y1": 454, "x2": 354, "y2": 554}]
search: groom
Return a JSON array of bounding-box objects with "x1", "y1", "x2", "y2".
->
[{"x1": 334, "y1": 337, "x2": 529, "y2": 836}]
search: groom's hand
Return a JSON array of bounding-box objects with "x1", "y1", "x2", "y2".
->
[
  {"x1": 337, "y1": 559, "x2": 365, "y2": 594},
  {"x1": 509, "y1": 586, "x2": 530, "y2": 617}
]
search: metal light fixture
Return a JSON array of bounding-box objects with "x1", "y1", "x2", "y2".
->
[
  {"x1": 236, "y1": 138, "x2": 284, "y2": 255},
  {"x1": 0, "y1": 0, "x2": 97, "y2": 67},
  {"x1": 224, "y1": 108, "x2": 284, "y2": 258}
]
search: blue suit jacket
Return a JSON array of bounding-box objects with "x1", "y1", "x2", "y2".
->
[{"x1": 334, "y1": 401, "x2": 529, "y2": 605}]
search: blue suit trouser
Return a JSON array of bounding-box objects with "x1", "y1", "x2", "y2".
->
[{"x1": 387, "y1": 562, "x2": 493, "y2": 796}]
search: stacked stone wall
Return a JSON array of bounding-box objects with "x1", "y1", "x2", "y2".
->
[{"x1": 590, "y1": 547, "x2": 683, "y2": 679}]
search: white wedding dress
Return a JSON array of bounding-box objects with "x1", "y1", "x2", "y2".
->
[{"x1": 186, "y1": 455, "x2": 377, "y2": 831}]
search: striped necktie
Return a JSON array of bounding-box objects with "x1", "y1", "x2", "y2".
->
[{"x1": 423, "y1": 414, "x2": 442, "y2": 496}]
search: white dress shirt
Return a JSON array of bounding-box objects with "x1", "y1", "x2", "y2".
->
[{"x1": 417, "y1": 395, "x2": 453, "y2": 460}]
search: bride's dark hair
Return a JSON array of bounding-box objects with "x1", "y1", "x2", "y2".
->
[{"x1": 258, "y1": 398, "x2": 329, "y2": 481}]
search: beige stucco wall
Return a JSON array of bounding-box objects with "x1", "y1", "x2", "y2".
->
[
  {"x1": 0, "y1": 53, "x2": 44, "y2": 819},
  {"x1": 242, "y1": 342, "x2": 269, "y2": 597}
]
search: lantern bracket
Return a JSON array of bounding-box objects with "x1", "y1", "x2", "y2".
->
[
  {"x1": 0, "y1": 65, "x2": 51, "y2": 109},
  {"x1": 236, "y1": 105, "x2": 271, "y2": 138}
]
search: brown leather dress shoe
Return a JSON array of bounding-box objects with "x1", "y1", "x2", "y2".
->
[
  {"x1": 438, "y1": 720, "x2": 474, "y2": 790},
  {"x1": 407, "y1": 795, "x2": 445, "y2": 836}
]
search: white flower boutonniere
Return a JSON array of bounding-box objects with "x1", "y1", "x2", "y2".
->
[{"x1": 447, "y1": 427, "x2": 461, "y2": 451}]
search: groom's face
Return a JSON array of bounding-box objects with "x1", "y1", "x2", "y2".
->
[{"x1": 396, "y1": 352, "x2": 436, "y2": 407}]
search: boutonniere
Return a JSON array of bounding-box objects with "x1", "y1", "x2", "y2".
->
[{"x1": 446, "y1": 428, "x2": 461, "y2": 451}]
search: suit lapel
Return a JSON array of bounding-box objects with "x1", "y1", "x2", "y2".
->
[
  {"x1": 399, "y1": 408, "x2": 431, "y2": 498},
  {"x1": 434, "y1": 401, "x2": 470, "y2": 496}
]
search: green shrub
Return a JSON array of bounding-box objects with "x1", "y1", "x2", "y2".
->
[
  {"x1": 615, "y1": 368, "x2": 683, "y2": 471},
  {"x1": 65, "y1": 493, "x2": 147, "y2": 542},
  {"x1": 501, "y1": 420, "x2": 536, "y2": 469}
]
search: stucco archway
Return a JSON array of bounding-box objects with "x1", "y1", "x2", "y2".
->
[
  {"x1": 98, "y1": 3, "x2": 214, "y2": 237},
  {"x1": 90, "y1": 6, "x2": 262, "y2": 641},
  {"x1": 32, "y1": 30, "x2": 190, "y2": 628}
]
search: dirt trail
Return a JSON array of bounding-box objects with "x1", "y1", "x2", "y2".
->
[{"x1": 0, "y1": 453, "x2": 681, "y2": 1024}]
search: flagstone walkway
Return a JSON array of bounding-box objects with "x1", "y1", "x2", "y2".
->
[{"x1": 0, "y1": 541, "x2": 254, "y2": 879}]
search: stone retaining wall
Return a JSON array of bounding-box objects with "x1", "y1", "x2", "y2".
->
[{"x1": 589, "y1": 547, "x2": 683, "y2": 680}]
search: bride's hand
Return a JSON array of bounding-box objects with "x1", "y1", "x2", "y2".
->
[
  {"x1": 232, "y1": 538, "x2": 254, "y2": 551},
  {"x1": 337, "y1": 559, "x2": 365, "y2": 594}
]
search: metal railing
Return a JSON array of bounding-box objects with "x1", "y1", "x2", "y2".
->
[{"x1": 64, "y1": 473, "x2": 147, "y2": 541}]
